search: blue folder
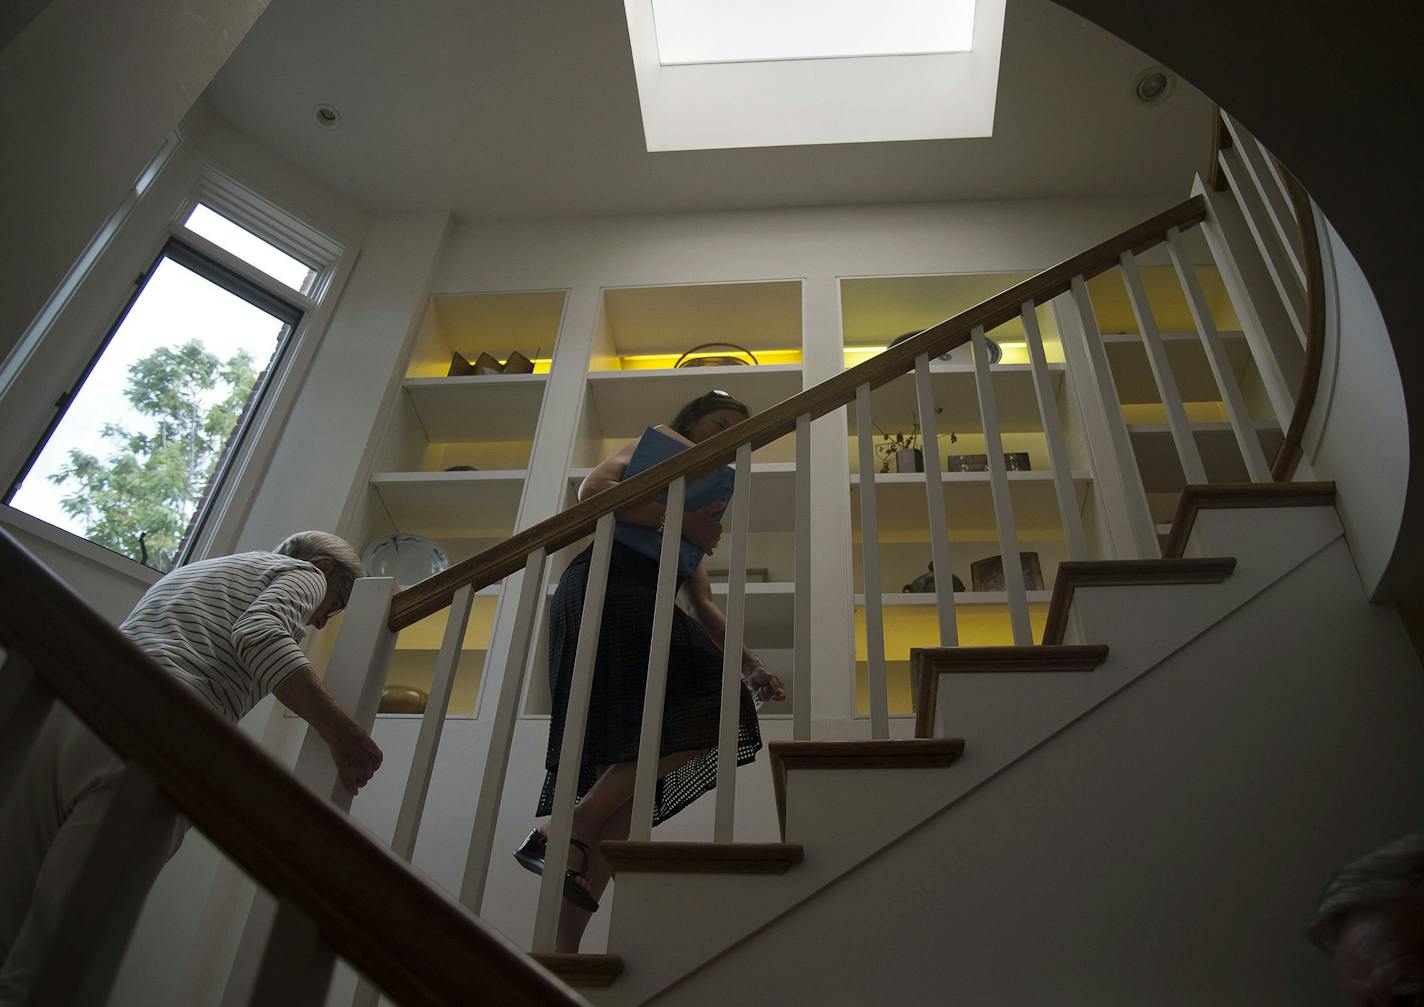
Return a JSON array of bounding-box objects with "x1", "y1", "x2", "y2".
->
[{"x1": 612, "y1": 426, "x2": 735, "y2": 577}]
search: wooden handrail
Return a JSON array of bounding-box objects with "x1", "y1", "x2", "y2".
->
[
  {"x1": 388, "y1": 195, "x2": 1209, "y2": 630},
  {"x1": 1206, "y1": 107, "x2": 1231, "y2": 192},
  {"x1": 0, "y1": 529, "x2": 582, "y2": 1007},
  {"x1": 1270, "y1": 164, "x2": 1325, "y2": 481}
]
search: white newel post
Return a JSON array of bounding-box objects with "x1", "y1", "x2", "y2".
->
[{"x1": 223, "y1": 576, "x2": 398, "y2": 1007}]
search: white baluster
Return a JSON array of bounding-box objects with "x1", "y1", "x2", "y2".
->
[
  {"x1": 970, "y1": 325, "x2": 1033, "y2": 646},
  {"x1": 628, "y1": 478, "x2": 686, "y2": 844},
  {"x1": 855, "y1": 382, "x2": 890, "y2": 740},
  {"x1": 30, "y1": 765, "x2": 181, "y2": 1006},
  {"x1": 1069, "y1": 275, "x2": 1160, "y2": 558},
  {"x1": 461, "y1": 549, "x2": 547, "y2": 913},
  {"x1": 1119, "y1": 251, "x2": 1208, "y2": 485},
  {"x1": 1217, "y1": 143, "x2": 1308, "y2": 346},
  {"x1": 352, "y1": 583, "x2": 477, "y2": 1007},
  {"x1": 1221, "y1": 111, "x2": 1307, "y2": 288},
  {"x1": 1021, "y1": 302, "x2": 1089, "y2": 560},
  {"x1": 0, "y1": 651, "x2": 52, "y2": 806},
  {"x1": 914, "y1": 354, "x2": 958, "y2": 645},
  {"x1": 713, "y1": 444, "x2": 753, "y2": 844},
  {"x1": 224, "y1": 577, "x2": 397, "y2": 1007},
  {"x1": 793, "y1": 412, "x2": 812, "y2": 741},
  {"x1": 532, "y1": 514, "x2": 614, "y2": 954},
  {"x1": 1166, "y1": 226, "x2": 1274, "y2": 483}
]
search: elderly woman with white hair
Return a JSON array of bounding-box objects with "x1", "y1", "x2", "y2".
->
[{"x1": 0, "y1": 530, "x2": 382, "y2": 1005}]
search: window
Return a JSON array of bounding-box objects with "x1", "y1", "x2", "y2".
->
[{"x1": 6, "y1": 235, "x2": 305, "y2": 572}]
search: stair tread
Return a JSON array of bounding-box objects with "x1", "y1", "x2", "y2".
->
[
  {"x1": 910, "y1": 646, "x2": 1110, "y2": 739},
  {"x1": 1164, "y1": 481, "x2": 1336, "y2": 558},
  {"x1": 601, "y1": 840, "x2": 803, "y2": 875},
  {"x1": 768, "y1": 739, "x2": 967, "y2": 839},
  {"x1": 1042, "y1": 557, "x2": 1237, "y2": 645},
  {"x1": 531, "y1": 953, "x2": 624, "y2": 987}
]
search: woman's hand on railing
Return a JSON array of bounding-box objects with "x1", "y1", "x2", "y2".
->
[
  {"x1": 682, "y1": 502, "x2": 727, "y2": 554},
  {"x1": 741, "y1": 654, "x2": 786, "y2": 704}
]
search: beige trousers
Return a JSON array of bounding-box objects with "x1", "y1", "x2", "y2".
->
[{"x1": 0, "y1": 709, "x2": 186, "y2": 1005}]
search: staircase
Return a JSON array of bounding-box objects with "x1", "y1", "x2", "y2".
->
[{"x1": 6, "y1": 115, "x2": 1420, "y2": 1005}]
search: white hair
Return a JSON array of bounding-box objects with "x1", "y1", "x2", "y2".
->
[
  {"x1": 1308, "y1": 833, "x2": 1424, "y2": 952},
  {"x1": 274, "y1": 531, "x2": 364, "y2": 604}
]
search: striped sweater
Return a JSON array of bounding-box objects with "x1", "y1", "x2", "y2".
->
[{"x1": 119, "y1": 551, "x2": 328, "y2": 723}]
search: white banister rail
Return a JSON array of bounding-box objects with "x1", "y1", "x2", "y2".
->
[
  {"x1": 1119, "y1": 250, "x2": 1207, "y2": 485},
  {"x1": 461, "y1": 548, "x2": 548, "y2": 912},
  {"x1": 793, "y1": 412, "x2": 812, "y2": 741},
  {"x1": 1165, "y1": 226, "x2": 1273, "y2": 483},
  {"x1": 713, "y1": 444, "x2": 753, "y2": 842},
  {"x1": 628, "y1": 478, "x2": 687, "y2": 843},
  {"x1": 1220, "y1": 112, "x2": 1307, "y2": 290},
  {"x1": 854, "y1": 382, "x2": 890, "y2": 740},
  {"x1": 970, "y1": 325, "x2": 1033, "y2": 645},
  {"x1": 1069, "y1": 274, "x2": 1160, "y2": 559},
  {"x1": 1216, "y1": 144, "x2": 1308, "y2": 345},
  {"x1": 532, "y1": 513, "x2": 614, "y2": 954},
  {"x1": 914, "y1": 354, "x2": 959, "y2": 645},
  {"x1": 1021, "y1": 302, "x2": 1088, "y2": 560}
]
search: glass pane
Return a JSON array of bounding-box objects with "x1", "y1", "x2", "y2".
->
[
  {"x1": 184, "y1": 204, "x2": 318, "y2": 294},
  {"x1": 9, "y1": 255, "x2": 291, "y2": 570}
]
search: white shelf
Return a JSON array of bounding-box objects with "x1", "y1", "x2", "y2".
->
[
  {"x1": 844, "y1": 363, "x2": 1066, "y2": 434},
  {"x1": 569, "y1": 462, "x2": 798, "y2": 532},
  {"x1": 371, "y1": 470, "x2": 525, "y2": 536},
  {"x1": 586, "y1": 364, "x2": 803, "y2": 438},
  {"x1": 854, "y1": 591, "x2": 1053, "y2": 606},
  {"x1": 402, "y1": 373, "x2": 547, "y2": 442},
  {"x1": 849, "y1": 469, "x2": 1092, "y2": 538},
  {"x1": 1101, "y1": 330, "x2": 1253, "y2": 404},
  {"x1": 1128, "y1": 421, "x2": 1283, "y2": 492}
]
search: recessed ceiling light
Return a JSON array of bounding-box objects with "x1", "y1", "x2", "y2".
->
[
  {"x1": 1134, "y1": 67, "x2": 1174, "y2": 104},
  {"x1": 314, "y1": 104, "x2": 342, "y2": 129}
]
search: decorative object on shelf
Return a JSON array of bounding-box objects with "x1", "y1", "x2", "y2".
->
[
  {"x1": 889, "y1": 330, "x2": 1002, "y2": 366},
  {"x1": 447, "y1": 349, "x2": 539, "y2": 376},
  {"x1": 674, "y1": 343, "x2": 760, "y2": 368},
  {"x1": 361, "y1": 533, "x2": 449, "y2": 589},
  {"x1": 444, "y1": 465, "x2": 478, "y2": 472},
  {"x1": 901, "y1": 561, "x2": 966, "y2": 594},
  {"x1": 970, "y1": 552, "x2": 1045, "y2": 592},
  {"x1": 706, "y1": 567, "x2": 770, "y2": 583},
  {"x1": 874, "y1": 419, "x2": 923, "y2": 473},
  {"x1": 379, "y1": 685, "x2": 429, "y2": 714},
  {"x1": 946, "y1": 451, "x2": 1032, "y2": 473}
]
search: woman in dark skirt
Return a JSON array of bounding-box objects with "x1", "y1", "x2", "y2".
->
[{"x1": 515, "y1": 390, "x2": 785, "y2": 953}]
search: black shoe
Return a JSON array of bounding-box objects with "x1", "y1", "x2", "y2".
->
[{"x1": 512, "y1": 829, "x2": 600, "y2": 913}]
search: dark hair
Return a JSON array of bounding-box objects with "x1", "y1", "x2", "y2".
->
[{"x1": 670, "y1": 389, "x2": 751, "y2": 439}]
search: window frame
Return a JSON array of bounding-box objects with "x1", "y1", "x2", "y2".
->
[{"x1": 4, "y1": 235, "x2": 307, "y2": 570}]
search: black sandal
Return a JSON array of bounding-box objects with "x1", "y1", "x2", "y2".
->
[{"x1": 512, "y1": 829, "x2": 601, "y2": 913}]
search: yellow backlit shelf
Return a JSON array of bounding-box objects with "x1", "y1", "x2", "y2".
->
[
  {"x1": 569, "y1": 461, "x2": 799, "y2": 533},
  {"x1": 1102, "y1": 329, "x2": 1252, "y2": 404},
  {"x1": 1129, "y1": 421, "x2": 1283, "y2": 492},
  {"x1": 370, "y1": 470, "x2": 526, "y2": 537},
  {"x1": 585, "y1": 365, "x2": 803, "y2": 439},
  {"x1": 402, "y1": 373, "x2": 548, "y2": 442},
  {"x1": 843, "y1": 362, "x2": 1066, "y2": 434},
  {"x1": 849, "y1": 470, "x2": 1091, "y2": 539}
]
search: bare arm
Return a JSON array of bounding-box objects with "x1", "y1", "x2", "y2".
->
[
  {"x1": 578, "y1": 438, "x2": 665, "y2": 527},
  {"x1": 684, "y1": 567, "x2": 785, "y2": 703},
  {"x1": 274, "y1": 667, "x2": 383, "y2": 795}
]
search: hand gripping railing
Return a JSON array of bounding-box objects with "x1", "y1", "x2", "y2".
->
[{"x1": 0, "y1": 527, "x2": 584, "y2": 1007}]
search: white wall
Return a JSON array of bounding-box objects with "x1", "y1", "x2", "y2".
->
[
  {"x1": 0, "y1": 0, "x2": 272, "y2": 362},
  {"x1": 657, "y1": 534, "x2": 1424, "y2": 1005},
  {"x1": 1302, "y1": 217, "x2": 1410, "y2": 599}
]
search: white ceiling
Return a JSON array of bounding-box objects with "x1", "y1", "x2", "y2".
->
[{"x1": 204, "y1": 0, "x2": 1212, "y2": 222}]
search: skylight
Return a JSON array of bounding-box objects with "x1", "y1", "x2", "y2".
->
[
  {"x1": 624, "y1": 0, "x2": 1006, "y2": 151},
  {"x1": 652, "y1": 0, "x2": 976, "y2": 65}
]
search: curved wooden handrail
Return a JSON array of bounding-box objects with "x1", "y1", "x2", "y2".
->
[
  {"x1": 1206, "y1": 106, "x2": 1231, "y2": 192},
  {"x1": 0, "y1": 528, "x2": 581, "y2": 1007},
  {"x1": 1271, "y1": 165, "x2": 1326, "y2": 481},
  {"x1": 388, "y1": 195, "x2": 1209, "y2": 630}
]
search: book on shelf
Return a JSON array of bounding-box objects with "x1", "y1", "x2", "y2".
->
[{"x1": 613, "y1": 425, "x2": 734, "y2": 577}]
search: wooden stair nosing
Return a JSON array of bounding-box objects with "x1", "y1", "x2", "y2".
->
[
  {"x1": 600, "y1": 840, "x2": 802, "y2": 876},
  {"x1": 531, "y1": 953, "x2": 624, "y2": 987},
  {"x1": 1041, "y1": 557, "x2": 1237, "y2": 646},
  {"x1": 767, "y1": 738, "x2": 967, "y2": 839},
  {"x1": 910, "y1": 645, "x2": 1110, "y2": 739},
  {"x1": 1163, "y1": 481, "x2": 1337, "y2": 558}
]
